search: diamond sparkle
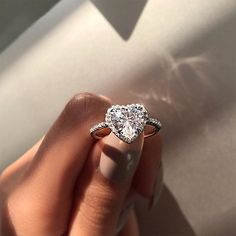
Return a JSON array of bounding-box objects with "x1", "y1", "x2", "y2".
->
[{"x1": 105, "y1": 104, "x2": 148, "y2": 143}]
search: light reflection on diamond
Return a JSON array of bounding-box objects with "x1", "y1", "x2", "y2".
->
[
  {"x1": 121, "y1": 121, "x2": 136, "y2": 141},
  {"x1": 105, "y1": 104, "x2": 148, "y2": 143}
]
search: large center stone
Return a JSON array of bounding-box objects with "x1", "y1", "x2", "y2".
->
[{"x1": 105, "y1": 104, "x2": 148, "y2": 143}]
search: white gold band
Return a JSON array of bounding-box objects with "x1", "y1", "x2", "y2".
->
[{"x1": 90, "y1": 117, "x2": 161, "y2": 141}]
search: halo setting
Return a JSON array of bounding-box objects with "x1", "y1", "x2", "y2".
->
[
  {"x1": 105, "y1": 104, "x2": 148, "y2": 143},
  {"x1": 90, "y1": 104, "x2": 161, "y2": 144}
]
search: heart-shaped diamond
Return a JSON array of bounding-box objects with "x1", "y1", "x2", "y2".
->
[{"x1": 105, "y1": 104, "x2": 148, "y2": 143}]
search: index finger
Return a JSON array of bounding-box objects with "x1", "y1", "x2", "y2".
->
[
  {"x1": 7, "y1": 93, "x2": 112, "y2": 235},
  {"x1": 27, "y1": 92, "x2": 111, "y2": 192}
]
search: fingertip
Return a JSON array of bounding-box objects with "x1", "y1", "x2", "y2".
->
[{"x1": 132, "y1": 133, "x2": 162, "y2": 198}]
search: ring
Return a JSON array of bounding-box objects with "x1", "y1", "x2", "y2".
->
[{"x1": 90, "y1": 104, "x2": 162, "y2": 144}]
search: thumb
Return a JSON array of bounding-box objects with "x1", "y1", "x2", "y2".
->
[{"x1": 69, "y1": 132, "x2": 144, "y2": 236}]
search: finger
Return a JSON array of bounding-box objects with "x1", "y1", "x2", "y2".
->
[
  {"x1": 69, "y1": 132, "x2": 144, "y2": 236},
  {"x1": 7, "y1": 93, "x2": 112, "y2": 235},
  {"x1": 117, "y1": 209, "x2": 139, "y2": 236},
  {"x1": 0, "y1": 138, "x2": 43, "y2": 187},
  {"x1": 132, "y1": 134, "x2": 162, "y2": 204},
  {"x1": 27, "y1": 93, "x2": 111, "y2": 185}
]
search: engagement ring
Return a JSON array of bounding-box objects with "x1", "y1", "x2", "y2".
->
[{"x1": 90, "y1": 104, "x2": 162, "y2": 144}]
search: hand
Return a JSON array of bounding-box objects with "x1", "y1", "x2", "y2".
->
[{"x1": 0, "y1": 93, "x2": 162, "y2": 236}]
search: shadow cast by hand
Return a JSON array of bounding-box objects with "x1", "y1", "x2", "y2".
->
[
  {"x1": 136, "y1": 185, "x2": 197, "y2": 236},
  {"x1": 91, "y1": 0, "x2": 148, "y2": 40}
]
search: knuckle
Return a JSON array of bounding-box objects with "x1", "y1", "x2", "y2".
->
[
  {"x1": 68, "y1": 92, "x2": 99, "y2": 115},
  {"x1": 63, "y1": 92, "x2": 111, "y2": 124},
  {"x1": 79, "y1": 182, "x2": 121, "y2": 226},
  {"x1": 88, "y1": 186, "x2": 119, "y2": 211}
]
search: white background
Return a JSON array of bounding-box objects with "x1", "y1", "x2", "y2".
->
[{"x1": 0, "y1": 1, "x2": 236, "y2": 235}]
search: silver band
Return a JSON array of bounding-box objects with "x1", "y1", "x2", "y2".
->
[{"x1": 90, "y1": 117, "x2": 161, "y2": 140}]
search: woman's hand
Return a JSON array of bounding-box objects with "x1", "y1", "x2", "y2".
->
[{"x1": 0, "y1": 93, "x2": 162, "y2": 236}]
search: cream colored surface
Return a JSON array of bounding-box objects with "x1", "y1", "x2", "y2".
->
[{"x1": 1, "y1": 0, "x2": 236, "y2": 235}]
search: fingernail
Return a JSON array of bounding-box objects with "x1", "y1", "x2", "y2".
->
[
  {"x1": 99, "y1": 132, "x2": 143, "y2": 183},
  {"x1": 149, "y1": 162, "x2": 163, "y2": 210},
  {"x1": 116, "y1": 203, "x2": 134, "y2": 234}
]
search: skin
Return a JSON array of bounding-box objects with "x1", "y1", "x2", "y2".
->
[{"x1": 0, "y1": 93, "x2": 162, "y2": 236}]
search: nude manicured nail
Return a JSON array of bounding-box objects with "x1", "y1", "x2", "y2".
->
[
  {"x1": 149, "y1": 162, "x2": 163, "y2": 210},
  {"x1": 116, "y1": 203, "x2": 134, "y2": 234},
  {"x1": 99, "y1": 133, "x2": 143, "y2": 183}
]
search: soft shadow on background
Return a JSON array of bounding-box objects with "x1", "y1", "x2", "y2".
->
[
  {"x1": 91, "y1": 0, "x2": 148, "y2": 40},
  {"x1": 1, "y1": 1, "x2": 236, "y2": 236},
  {"x1": 0, "y1": 0, "x2": 61, "y2": 52},
  {"x1": 0, "y1": 0, "x2": 146, "y2": 54},
  {"x1": 136, "y1": 185, "x2": 197, "y2": 236},
  {"x1": 111, "y1": 11, "x2": 236, "y2": 150},
  {"x1": 0, "y1": 0, "x2": 85, "y2": 55},
  {"x1": 106, "y1": 9, "x2": 236, "y2": 236}
]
